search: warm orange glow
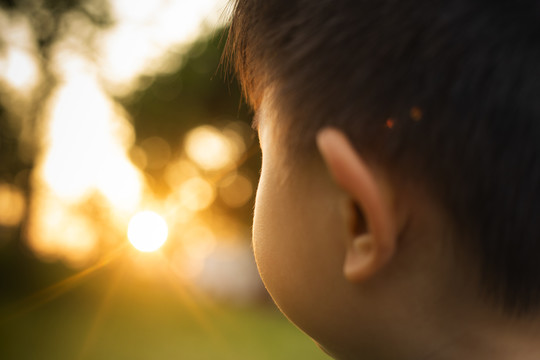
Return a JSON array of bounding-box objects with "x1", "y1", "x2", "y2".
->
[
  {"x1": 183, "y1": 225, "x2": 216, "y2": 259},
  {"x1": 410, "y1": 106, "x2": 423, "y2": 121},
  {"x1": 140, "y1": 136, "x2": 171, "y2": 170},
  {"x1": 128, "y1": 211, "x2": 169, "y2": 252},
  {"x1": 27, "y1": 75, "x2": 144, "y2": 266},
  {"x1": 0, "y1": 183, "x2": 26, "y2": 226},
  {"x1": 178, "y1": 177, "x2": 216, "y2": 211},
  {"x1": 0, "y1": 47, "x2": 40, "y2": 94},
  {"x1": 218, "y1": 173, "x2": 253, "y2": 208},
  {"x1": 39, "y1": 76, "x2": 143, "y2": 211},
  {"x1": 172, "y1": 224, "x2": 216, "y2": 279},
  {"x1": 26, "y1": 195, "x2": 98, "y2": 267},
  {"x1": 164, "y1": 159, "x2": 200, "y2": 188},
  {"x1": 20, "y1": 0, "x2": 245, "y2": 271},
  {"x1": 223, "y1": 126, "x2": 248, "y2": 157},
  {"x1": 185, "y1": 126, "x2": 237, "y2": 171},
  {"x1": 129, "y1": 145, "x2": 148, "y2": 169},
  {"x1": 0, "y1": 13, "x2": 40, "y2": 95}
]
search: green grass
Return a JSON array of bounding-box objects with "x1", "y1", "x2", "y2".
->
[{"x1": 0, "y1": 264, "x2": 331, "y2": 360}]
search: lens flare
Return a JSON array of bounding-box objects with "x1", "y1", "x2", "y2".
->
[{"x1": 127, "y1": 211, "x2": 168, "y2": 252}]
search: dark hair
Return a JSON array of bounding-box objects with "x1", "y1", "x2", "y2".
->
[{"x1": 226, "y1": 0, "x2": 540, "y2": 313}]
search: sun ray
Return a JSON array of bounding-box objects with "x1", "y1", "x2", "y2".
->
[
  {"x1": 161, "y1": 257, "x2": 234, "y2": 356},
  {"x1": 77, "y1": 260, "x2": 127, "y2": 360},
  {"x1": 0, "y1": 244, "x2": 127, "y2": 325}
]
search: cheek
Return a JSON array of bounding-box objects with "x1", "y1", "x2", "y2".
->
[
  {"x1": 252, "y1": 167, "x2": 347, "y2": 332},
  {"x1": 252, "y1": 171, "x2": 312, "y2": 306},
  {"x1": 252, "y1": 172, "x2": 298, "y2": 297}
]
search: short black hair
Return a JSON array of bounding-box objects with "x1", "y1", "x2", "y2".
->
[{"x1": 226, "y1": 0, "x2": 540, "y2": 313}]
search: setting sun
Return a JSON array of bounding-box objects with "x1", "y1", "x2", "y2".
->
[{"x1": 128, "y1": 211, "x2": 169, "y2": 252}]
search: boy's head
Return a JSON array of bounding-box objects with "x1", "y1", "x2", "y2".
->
[{"x1": 227, "y1": 0, "x2": 540, "y2": 358}]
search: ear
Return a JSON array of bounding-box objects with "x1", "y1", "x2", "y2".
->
[{"x1": 316, "y1": 128, "x2": 397, "y2": 283}]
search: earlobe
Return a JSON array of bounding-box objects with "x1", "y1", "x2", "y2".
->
[
  {"x1": 316, "y1": 128, "x2": 397, "y2": 282},
  {"x1": 344, "y1": 234, "x2": 375, "y2": 281}
]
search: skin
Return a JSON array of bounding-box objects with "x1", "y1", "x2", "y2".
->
[{"x1": 251, "y1": 89, "x2": 540, "y2": 360}]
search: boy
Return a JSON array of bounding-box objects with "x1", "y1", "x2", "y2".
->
[{"x1": 226, "y1": 1, "x2": 540, "y2": 359}]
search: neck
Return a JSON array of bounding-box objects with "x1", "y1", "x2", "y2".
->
[{"x1": 422, "y1": 305, "x2": 540, "y2": 360}]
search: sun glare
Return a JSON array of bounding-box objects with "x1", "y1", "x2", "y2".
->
[
  {"x1": 128, "y1": 211, "x2": 169, "y2": 252},
  {"x1": 21, "y1": 0, "x2": 232, "y2": 267}
]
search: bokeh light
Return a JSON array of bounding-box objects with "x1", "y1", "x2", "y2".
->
[
  {"x1": 128, "y1": 211, "x2": 169, "y2": 252},
  {"x1": 0, "y1": 12, "x2": 40, "y2": 95},
  {"x1": 0, "y1": 183, "x2": 26, "y2": 227},
  {"x1": 178, "y1": 177, "x2": 216, "y2": 211},
  {"x1": 164, "y1": 159, "x2": 200, "y2": 188},
  {"x1": 26, "y1": 196, "x2": 98, "y2": 266},
  {"x1": 185, "y1": 125, "x2": 238, "y2": 171},
  {"x1": 218, "y1": 173, "x2": 253, "y2": 208}
]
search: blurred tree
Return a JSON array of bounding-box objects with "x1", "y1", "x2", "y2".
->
[
  {"x1": 123, "y1": 32, "x2": 246, "y2": 141},
  {"x1": 0, "y1": 0, "x2": 114, "y2": 193},
  {"x1": 0, "y1": 0, "x2": 114, "y2": 296},
  {"x1": 0, "y1": 1, "x2": 258, "y2": 296},
  {"x1": 120, "y1": 28, "x2": 259, "y2": 226}
]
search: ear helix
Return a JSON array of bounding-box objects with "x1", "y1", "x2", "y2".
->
[{"x1": 316, "y1": 128, "x2": 397, "y2": 281}]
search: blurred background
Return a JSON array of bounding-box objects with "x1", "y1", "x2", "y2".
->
[{"x1": 0, "y1": 0, "x2": 330, "y2": 358}]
